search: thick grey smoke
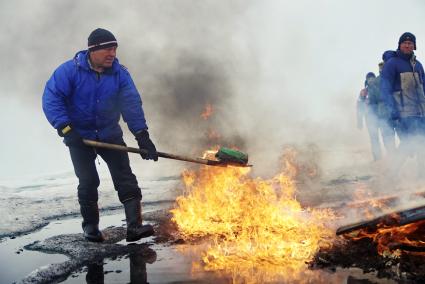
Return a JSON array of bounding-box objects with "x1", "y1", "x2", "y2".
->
[
  {"x1": 135, "y1": 52, "x2": 247, "y2": 153},
  {"x1": 0, "y1": 0, "x2": 424, "y2": 190}
]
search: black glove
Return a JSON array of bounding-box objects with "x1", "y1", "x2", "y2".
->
[
  {"x1": 135, "y1": 130, "x2": 158, "y2": 161},
  {"x1": 57, "y1": 124, "x2": 85, "y2": 147}
]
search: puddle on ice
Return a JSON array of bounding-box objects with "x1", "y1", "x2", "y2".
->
[
  {"x1": 0, "y1": 221, "x2": 70, "y2": 284},
  {"x1": 62, "y1": 243, "x2": 226, "y2": 284},
  {"x1": 0, "y1": 212, "x2": 126, "y2": 284}
]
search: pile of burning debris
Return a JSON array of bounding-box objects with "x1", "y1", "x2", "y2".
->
[{"x1": 313, "y1": 201, "x2": 425, "y2": 283}]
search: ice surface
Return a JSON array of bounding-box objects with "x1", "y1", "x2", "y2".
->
[{"x1": 0, "y1": 169, "x2": 180, "y2": 238}]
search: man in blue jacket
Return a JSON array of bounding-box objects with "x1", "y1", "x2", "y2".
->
[
  {"x1": 42, "y1": 28, "x2": 158, "y2": 242},
  {"x1": 381, "y1": 32, "x2": 425, "y2": 176}
]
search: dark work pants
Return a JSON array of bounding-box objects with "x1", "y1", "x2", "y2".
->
[
  {"x1": 396, "y1": 117, "x2": 425, "y2": 160},
  {"x1": 67, "y1": 138, "x2": 142, "y2": 205},
  {"x1": 390, "y1": 117, "x2": 425, "y2": 178}
]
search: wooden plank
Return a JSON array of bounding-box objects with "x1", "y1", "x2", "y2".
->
[{"x1": 336, "y1": 205, "x2": 425, "y2": 235}]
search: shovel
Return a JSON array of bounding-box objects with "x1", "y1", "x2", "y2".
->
[{"x1": 83, "y1": 139, "x2": 251, "y2": 167}]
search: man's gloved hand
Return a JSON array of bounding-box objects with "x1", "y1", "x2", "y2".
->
[
  {"x1": 57, "y1": 124, "x2": 85, "y2": 147},
  {"x1": 135, "y1": 130, "x2": 158, "y2": 161}
]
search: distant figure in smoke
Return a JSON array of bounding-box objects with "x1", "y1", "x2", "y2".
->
[
  {"x1": 357, "y1": 70, "x2": 396, "y2": 161},
  {"x1": 42, "y1": 28, "x2": 158, "y2": 242},
  {"x1": 381, "y1": 32, "x2": 425, "y2": 177}
]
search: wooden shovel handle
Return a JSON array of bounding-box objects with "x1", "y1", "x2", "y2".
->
[{"x1": 82, "y1": 139, "x2": 222, "y2": 166}]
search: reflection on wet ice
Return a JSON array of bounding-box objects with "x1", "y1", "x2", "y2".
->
[{"x1": 85, "y1": 247, "x2": 157, "y2": 284}]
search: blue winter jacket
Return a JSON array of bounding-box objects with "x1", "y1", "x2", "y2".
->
[
  {"x1": 380, "y1": 50, "x2": 425, "y2": 118},
  {"x1": 42, "y1": 50, "x2": 148, "y2": 141}
]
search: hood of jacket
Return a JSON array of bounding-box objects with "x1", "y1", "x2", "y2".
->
[{"x1": 382, "y1": 50, "x2": 397, "y2": 62}]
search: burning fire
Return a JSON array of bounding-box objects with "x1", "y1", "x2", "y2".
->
[
  {"x1": 347, "y1": 219, "x2": 425, "y2": 256},
  {"x1": 351, "y1": 185, "x2": 391, "y2": 219},
  {"x1": 200, "y1": 148, "x2": 220, "y2": 161},
  {"x1": 171, "y1": 153, "x2": 336, "y2": 281},
  {"x1": 341, "y1": 187, "x2": 425, "y2": 256},
  {"x1": 279, "y1": 145, "x2": 320, "y2": 182},
  {"x1": 201, "y1": 103, "x2": 214, "y2": 120}
]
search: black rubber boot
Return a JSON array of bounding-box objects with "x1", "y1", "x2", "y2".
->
[
  {"x1": 80, "y1": 202, "x2": 104, "y2": 242},
  {"x1": 123, "y1": 198, "x2": 154, "y2": 242}
]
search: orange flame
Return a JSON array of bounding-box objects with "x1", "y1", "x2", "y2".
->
[
  {"x1": 279, "y1": 146, "x2": 320, "y2": 182},
  {"x1": 201, "y1": 104, "x2": 214, "y2": 120},
  {"x1": 201, "y1": 148, "x2": 219, "y2": 160},
  {"x1": 170, "y1": 152, "x2": 336, "y2": 281},
  {"x1": 351, "y1": 185, "x2": 391, "y2": 220},
  {"x1": 348, "y1": 219, "x2": 425, "y2": 256}
]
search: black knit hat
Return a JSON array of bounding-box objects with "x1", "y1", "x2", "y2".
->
[
  {"x1": 398, "y1": 32, "x2": 416, "y2": 50},
  {"x1": 88, "y1": 28, "x2": 118, "y2": 52}
]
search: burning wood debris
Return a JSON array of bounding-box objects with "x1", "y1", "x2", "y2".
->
[{"x1": 314, "y1": 205, "x2": 425, "y2": 282}]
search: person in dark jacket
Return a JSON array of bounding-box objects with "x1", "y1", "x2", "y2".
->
[
  {"x1": 42, "y1": 28, "x2": 158, "y2": 242},
  {"x1": 357, "y1": 70, "x2": 396, "y2": 161},
  {"x1": 381, "y1": 32, "x2": 425, "y2": 176},
  {"x1": 358, "y1": 72, "x2": 380, "y2": 160}
]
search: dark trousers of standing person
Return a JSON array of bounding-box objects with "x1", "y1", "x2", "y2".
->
[
  {"x1": 391, "y1": 117, "x2": 425, "y2": 179},
  {"x1": 365, "y1": 112, "x2": 396, "y2": 161},
  {"x1": 68, "y1": 138, "x2": 142, "y2": 204},
  {"x1": 67, "y1": 137, "x2": 142, "y2": 235}
]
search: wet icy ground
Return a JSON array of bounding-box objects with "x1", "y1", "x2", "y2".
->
[
  {"x1": 0, "y1": 168, "x2": 182, "y2": 283},
  {"x1": 1, "y1": 210, "x2": 396, "y2": 284},
  {"x1": 0, "y1": 150, "x2": 420, "y2": 283},
  {"x1": 0, "y1": 169, "x2": 180, "y2": 238},
  {"x1": 2, "y1": 209, "x2": 229, "y2": 284}
]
